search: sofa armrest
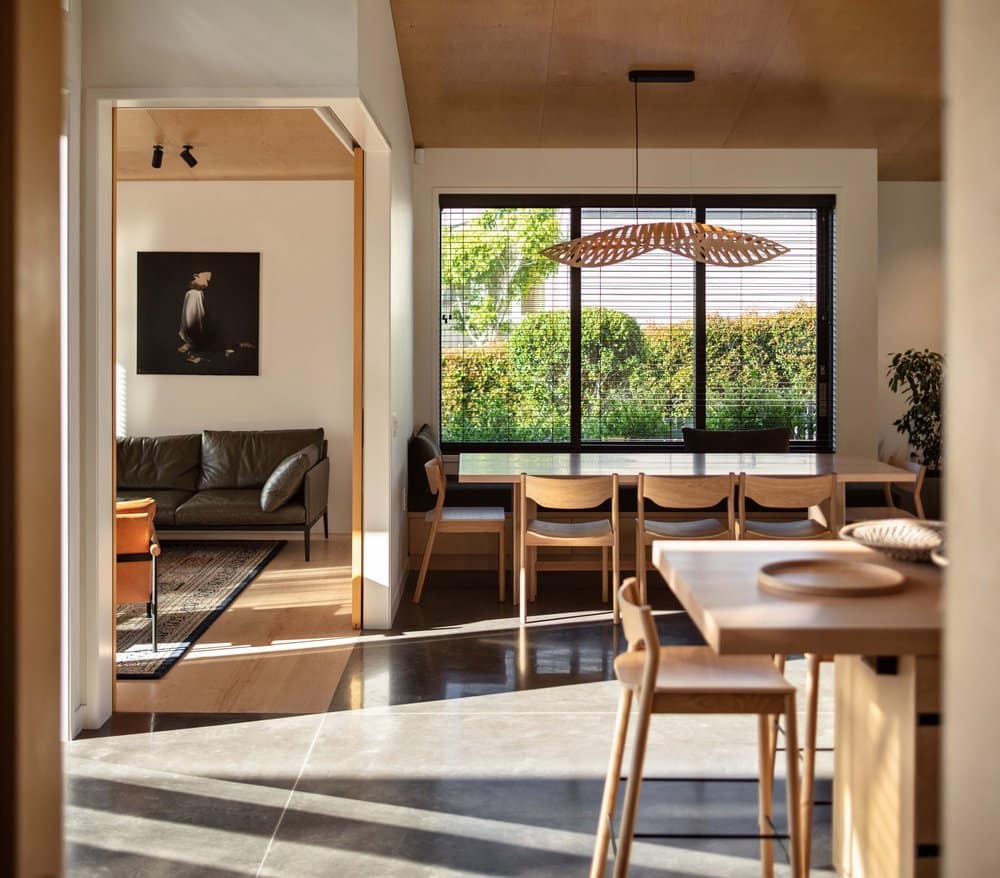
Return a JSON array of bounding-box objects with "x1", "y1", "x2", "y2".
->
[{"x1": 304, "y1": 456, "x2": 330, "y2": 523}]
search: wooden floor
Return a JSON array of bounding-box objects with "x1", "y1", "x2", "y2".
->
[{"x1": 115, "y1": 536, "x2": 356, "y2": 714}]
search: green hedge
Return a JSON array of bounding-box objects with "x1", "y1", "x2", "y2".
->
[{"x1": 442, "y1": 304, "x2": 817, "y2": 443}]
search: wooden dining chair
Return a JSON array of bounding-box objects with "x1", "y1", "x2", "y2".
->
[
  {"x1": 592, "y1": 579, "x2": 802, "y2": 878},
  {"x1": 413, "y1": 456, "x2": 506, "y2": 603},
  {"x1": 635, "y1": 473, "x2": 736, "y2": 603},
  {"x1": 519, "y1": 474, "x2": 619, "y2": 623},
  {"x1": 738, "y1": 473, "x2": 837, "y2": 540},
  {"x1": 115, "y1": 497, "x2": 162, "y2": 652},
  {"x1": 846, "y1": 455, "x2": 927, "y2": 522}
]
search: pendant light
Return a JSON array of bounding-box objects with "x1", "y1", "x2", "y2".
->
[{"x1": 541, "y1": 70, "x2": 790, "y2": 268}]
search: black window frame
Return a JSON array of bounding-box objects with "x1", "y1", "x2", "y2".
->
[{"x1": 439, "y1": 193, "x2": 836, "y2": 453}]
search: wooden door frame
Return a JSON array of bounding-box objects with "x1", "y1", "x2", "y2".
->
[{"x1": 352, "y1": 145, "x2": 364, "y2": 629}]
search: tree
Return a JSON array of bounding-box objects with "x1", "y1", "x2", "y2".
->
[{"x1": 441, "y1": 208, "x2": 563, "y2": 345}]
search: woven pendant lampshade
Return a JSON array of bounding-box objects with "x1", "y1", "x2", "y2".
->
[{"x1": 542, "y1": 70, "x2": 789, "y2": 269}]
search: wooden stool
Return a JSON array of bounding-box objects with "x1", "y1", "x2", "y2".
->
[{"x1": 592, "y1": 578, "x2": 803, "y2": 878}]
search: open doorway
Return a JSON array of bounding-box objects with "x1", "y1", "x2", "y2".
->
[{"x1": 110, "y1": 107, "x2": 361, "y2": 714}]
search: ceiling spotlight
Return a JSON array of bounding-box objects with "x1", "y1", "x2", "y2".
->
[
  {"x1": 179, "y1": 145, "x2": 198, "y2": 168},
  {"x1": 151, "y1": 144, "x2": 164, "y2": 169}
]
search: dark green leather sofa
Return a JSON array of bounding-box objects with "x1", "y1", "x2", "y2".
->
[{"x1": 116, "y1": 428, "x2": 330, "y2": 560}]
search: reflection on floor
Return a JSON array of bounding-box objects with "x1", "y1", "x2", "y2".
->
[
  {"x1": 114, "y1": 536, "x2": 355, "y2": 715},
  {"x1": 68, "y1": 568, "x2": 835, "y2": 876}
]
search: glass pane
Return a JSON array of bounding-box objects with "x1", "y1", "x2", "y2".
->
[
  {"x1": 580, "y1": 207, "x2": 696, "y2": 442},
  {"x1": 704, "y1": 208, "x2": 818, "y2": 440},
  {"x1": 440, "y1": 206, "x2": 572, "y2": 443}
]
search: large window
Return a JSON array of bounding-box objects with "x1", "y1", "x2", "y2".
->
[{"x1": 440, "y1": 195, "x2": 834, "y2": 451}]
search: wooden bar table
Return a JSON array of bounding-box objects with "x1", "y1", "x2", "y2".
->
[
  {"x1": 652, "y1": 540, "x2": 943, "y2": 878},
  {"x1": 459, "y1": 452, "x2": 915, "y2": 619}
]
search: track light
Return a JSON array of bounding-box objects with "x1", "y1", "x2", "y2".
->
[
  {"x1": 151, "y1": 144, "x2": 164, "y2": 169},
  {"x1": 179, "y1": 145, "x2": 198, "y2": 168}
]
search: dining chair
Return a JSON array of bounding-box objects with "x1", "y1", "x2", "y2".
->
[
  {"x1": 635, "y1": 473, "x2": 736, "y2": 603},
  {"x1": 738, "y1": 473, "x2": 837, "y2": 540},
  {"x1": 115, "y1": 497, "x2": 162, "y2": 652},
  {"x1": 592, "y1": 579, "x2": 802, "y2": 878},
  {"x1": 413, "y1": 456, "x2": 506, "y2": 603},
  {"x1": 519, "y1": 474, "x2": 619, "y2": 623},
  {"x1": 738, "y1": 473, "x2": 836, "y2": 876},
  {"x1": 846, "y1": 454, "x2": 927, "y2": 522}
]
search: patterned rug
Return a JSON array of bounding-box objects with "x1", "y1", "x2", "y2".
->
[{"x1": 116, "y1": 540, "x2": 284, "y2": 679}]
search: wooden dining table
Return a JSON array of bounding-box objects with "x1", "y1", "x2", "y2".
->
[
  {"x1": 459, "y1": 452, "x2": 917, "y2": 619},
  {"x1": 653, "y1": 540, "x2": 943, "y2": 878}
]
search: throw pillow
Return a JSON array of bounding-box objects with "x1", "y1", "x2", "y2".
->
[{"x1": 260, "y1": 445, "x2": 319, "y2": 512}]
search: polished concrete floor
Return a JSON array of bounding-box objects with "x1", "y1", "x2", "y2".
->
[{"x1": 67, "y1": 569, "x2": 835, "y2": 876}]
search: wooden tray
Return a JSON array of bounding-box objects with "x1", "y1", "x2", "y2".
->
[{"x1": 758, "y1": 558, "x2": 906, "y2": 598}]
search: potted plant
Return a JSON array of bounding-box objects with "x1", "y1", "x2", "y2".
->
[{"x1": 887, "y1": 348, "x2": 943, "y2": 516}]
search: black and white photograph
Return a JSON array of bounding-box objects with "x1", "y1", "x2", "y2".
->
[{"x1": 136, "y1": 251, "x2": 260, "y2": 375}]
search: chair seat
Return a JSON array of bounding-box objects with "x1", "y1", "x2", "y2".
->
[
  {"x1": 614, "y1": 646, "x2": 793, "y2": 696},
  {"x1": 845, "y1": 506, "x2": 917, "y2": 523},
  {"x1": 525, "y1": 517, "x2": 613, "y2": 544},
  {"x1": 742, "y1": 518, "x2": 830, "y2": 539},
  {"x1": 429, "y1": 506, "x2": 505, "y2": 523},
  {"x1": 643, "y1": 517, "x2": 729, "y2": 540}
]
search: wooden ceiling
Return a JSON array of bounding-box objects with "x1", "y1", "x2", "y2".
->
[
  {"x1": 390, "y1": 0, "x2": 941, "y2": 180},
  {"x1": 116, "y1": 109, "x2": 354, "y2": 181}
]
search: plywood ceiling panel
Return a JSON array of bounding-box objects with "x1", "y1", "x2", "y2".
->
[
  {"x1": 390, "y1": 0, "x2": 941, "y2": 180},
  {"x1": 116, "y1": 108, "x2": 354, "y2": 181}
]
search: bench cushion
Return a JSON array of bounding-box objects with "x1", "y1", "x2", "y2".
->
[{"x1": 175, "y1": 489, "x2": 306, "y2": 526}]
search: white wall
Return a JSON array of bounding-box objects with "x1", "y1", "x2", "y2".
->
[
  {"x1": 877, "y1": 182, "x2": 944, "y2": 455},
  {"x1": 413, "y1": 148, "x2": 880, "y2": 455},
  {"x1": 115, "y1": 180, "x2": 354, "y2": 530},
  {"x1": 358, "y1": 0, "x2": 415, "y2": 627},
  {"x1": 944, "y1": 1, "x2": 1000, "y2": 874}
]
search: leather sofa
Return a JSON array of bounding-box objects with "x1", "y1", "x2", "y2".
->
[{"x1": 116, "y1": 428, "x2": 330, "y2": 560}]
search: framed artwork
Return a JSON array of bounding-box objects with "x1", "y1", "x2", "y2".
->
[{"x1": 136, "y1": 251, "x2": 260, "y2": 375}]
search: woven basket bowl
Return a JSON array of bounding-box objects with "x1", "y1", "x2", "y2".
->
[{"x1": 838, "y1": 519, "x2": 945, "y2": 563}]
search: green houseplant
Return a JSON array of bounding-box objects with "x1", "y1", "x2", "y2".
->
[{"x1": 887, "y1": 349, "x2": 943, "y2": 471}]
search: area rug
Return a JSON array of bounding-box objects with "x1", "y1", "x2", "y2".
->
[{"x1": 116, "y1": 540, "x2": 284, "y2": 680}]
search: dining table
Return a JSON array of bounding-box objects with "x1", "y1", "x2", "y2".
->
[
  {"x1": 652, "y1": 539, "x2": 943, "y2": 878},
  {"x1": 459, "y1": 451, "x2": 917, "y2": 620}
]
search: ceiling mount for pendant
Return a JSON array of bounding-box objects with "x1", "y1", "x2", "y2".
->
[{"x1": 541, "y1": 69, "x2": 790, "y2": 269}]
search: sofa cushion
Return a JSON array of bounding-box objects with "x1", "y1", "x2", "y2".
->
[
  {"x1": 117, "y1": 434, "x2": 201, "y2": 491},
  {"x1": 174, "y1": 489, "x2": 306, "y2": 526},
  {"x1": 682, "y1": 427, "x2": 791, "y2": 453},
  {"x1": 116, "y1": 489, "x2": 194, "y2": 527},
  {"x1": 198, "y1": 429, "x2": 324, "y2": 490},
  {"x1": 261, "y1": 446, "x2": 319, "y2": 512}
]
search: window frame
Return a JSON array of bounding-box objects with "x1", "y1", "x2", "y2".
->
[{"x1": 438, "y1": 193, "x2": 836, "y2": 453}]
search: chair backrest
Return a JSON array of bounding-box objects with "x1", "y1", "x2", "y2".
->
[
  {"x1": 886, "y1": 454, "x2": 927, "y2": 516},
  {"x1": 617, "y1": 578, "x2": 661, "y2": 692},
  {"x1": 682, "y1": 426, "x2": 791, "y2": 453},
  {"x1": 522, "y1": 474, "x2": 617, "y2": 511},
  {"x1": 424, "y1": 456, "x2": 446, "y2": 497},
  {"x1": 638, "y1": 473, "x2": 736, "y2": 537},
  {"x1": 739, "y1": 473, "x2": 835, "y2": 509}
]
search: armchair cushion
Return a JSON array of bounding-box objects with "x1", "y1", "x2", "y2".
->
[{"x1": 261, "y1": 445, "x2": 319, "y2": 512}]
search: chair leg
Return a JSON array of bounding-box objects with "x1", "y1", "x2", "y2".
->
[
  {"x1": 601, "y1": 547, "x2": 608, "y2": 604},
  {"x1": 784, "y1": 692, "x2": 803, "y2": 878},
  {"x1": 530, "y1": 546, "x2": 538, "y2": 602},
  {"x1": 801, "y1": 654, "x2": 821, "y2": 875},
  {"x1": 591, "y1": 687, "x2": 633, "y2": 878},
  {"x1": 636, "y1": 529, "x2": 646, "y2": 605},
  {"x1": 150, "y1": 554, "x2": 158, "y2": 653},
  {"x1": 497, "y1": 528, "x2": 506, "y2": 603},
  {"x1": 614, "y1": 691, "x2": 653, "y2": 878},
  {"x1": 519, "y1": 538, "x2": 528, "y2": 624},
  {"x1": 323, "y1": 509, "x2": 329, "y2": 540},
  {"x1": 612, "y1": 538, "x2": 620, "y2": 625},
  {"x1": 413, "y1": 519, "x2": 439, "y2": 604},
  {"x1": 304, "y1": 524, "x2": 311, "y2": 562},
  {"x1": 757, "y1": 714, "x2": 774, "y2": 878},
  {"x1": 769, "y1": 654, "x2": 788, "y2": 784}
]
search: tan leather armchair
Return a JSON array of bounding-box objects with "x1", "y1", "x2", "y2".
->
[{"x1": 116, "y1": 497, "x2": 162, "y2": 651}]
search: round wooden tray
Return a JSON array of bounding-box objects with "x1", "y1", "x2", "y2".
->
[{"x1": 758, "y1": 558, "x2": 906, "y2": 598}]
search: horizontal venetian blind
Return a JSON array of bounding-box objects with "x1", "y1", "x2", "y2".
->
[
  {"x1": 580, "y1": 207, "x2": 696, "y2": 442},
  {"x1": 704, "y1": 208, "x2": 819, "y2": 440},
  {"x1": 439, "y1": 206, "x2": 572, "y2": 443}
]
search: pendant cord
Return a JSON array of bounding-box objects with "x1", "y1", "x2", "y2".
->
[{"x1": 634, "y1": 78, "x2": 639, "y2": 223}]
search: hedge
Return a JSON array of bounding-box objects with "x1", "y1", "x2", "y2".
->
[{"x1": 441, "y1": 303, "x2": 817, "y2": 443}]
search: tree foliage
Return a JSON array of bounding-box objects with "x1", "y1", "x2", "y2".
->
[{"x1": 440, "y1": 208, "x2": 563, "y2": 345}]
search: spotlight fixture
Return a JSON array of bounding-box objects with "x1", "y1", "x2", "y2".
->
[
  {"x1": 151, "y1": 144, "x2": 164, "y2": 169},
  {"x1": 179, "y1": 144, "x2": 198, "y2": 168}
]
